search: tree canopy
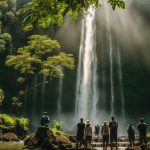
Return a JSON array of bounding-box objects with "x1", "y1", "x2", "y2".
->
[
  {"x1": 18, "y1": 0, "x2": 125, "y2": 31},
  {"x1": 6, "y1": 35, "x2": 75, "y2": 80}
]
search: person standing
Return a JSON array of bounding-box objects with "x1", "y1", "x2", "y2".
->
[
  {"x1": 101, "y1": 121, "x2": 109, "y2": 150},
  {"x1": 85, "y1": 120, "x2": 92, "y2": 148},
  {"x1": 127, "y1": 123, "x2": 135, "y2": 147},
  {"x1": 109, "y1": 116, "x2": 118, "y2": 150},
  {"x1": 40, "y1": 112, "x2": 50, "y2": 127},
  {"x1": 95, "y1": 125, "x2": 100, "y2": 137},
  {"x1": 76, "y1": 118, "x2": 85, "y2": 148},
  {"x1": 137, "y1": 118, "x2": 148, "y2": 147}
]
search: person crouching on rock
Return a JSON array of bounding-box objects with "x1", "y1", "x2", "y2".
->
[
  {"x1": 76, "y1": 118, "x2": 85, "y2": 149},
  {"x1": 85, "y1": 120, "x2": 92, "y2": 148},
  {"x1": 40, "y1": 112, "x2": 50, "y2": 127},
  {"x1": 101, "y1": 121, "x2": 109, "y2": 150}
]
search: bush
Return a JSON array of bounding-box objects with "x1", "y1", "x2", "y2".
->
[
  {"x1": 1, "y1": 114, "x2": 16, "y2": 126},
  {"x1": 1, "y1": 114, "x2": 29, "y2": 130},
  {"x1": 51, "y1": 120, "x2": 63, "y2": 134}
]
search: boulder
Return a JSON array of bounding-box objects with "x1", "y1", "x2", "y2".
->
[
  {"x1": 0, "y1": 132, "x2": 19, "y2": 142},
  {"x1": 24, "y1": 126, "x2": 77, "y2": 150}
]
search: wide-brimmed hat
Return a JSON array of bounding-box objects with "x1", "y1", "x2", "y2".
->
[
  {"x1": 104, "y1": 121, "x2": 107, "y2": 123},
  {"x1": 85, "y1": 120, "x2": 91, "y2": 124}
]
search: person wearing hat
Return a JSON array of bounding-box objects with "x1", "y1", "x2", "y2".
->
[
  {"x1": 85, "y1": 120, "x2": 92, "y2": 148},
  {"x1": 127, "y1": 123, "x2": 135, "y2": 147},
  {"x1": 40, "y1": 112, "x2": 50, "y2": 127},
  {"x1": 137, "y1": 118, "x2": 148, "y2": 147},
  {"x1": 101, "y1": 121, "x2": 109, "y2": 150}
]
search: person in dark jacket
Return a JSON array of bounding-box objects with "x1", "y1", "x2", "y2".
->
[
  {"x1": 76, "y1": 118, "x2": 85, "y2": 148},
  {"x1": 95, "y1": 125, "x2": 100, "y2": 137},
  {"x1": 127, "y1": 123, "x2": 135, "y2": 147},
  {"x1": 137, "y1": 118, "x2": 147, "y2": 146},
  {"x1": 40, "y1": 112, "x2": 50, "y2": 127},
  {"x1": 109, "y1": 116, "x2": 118, "y2": 150}
]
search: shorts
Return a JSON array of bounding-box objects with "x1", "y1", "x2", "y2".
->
[
  {"x1": 85, "y1": 136, "x2": 92, "y2": 142},
  {"x1": 103, "y1": 135, "x2": 109, "y2": 143}
]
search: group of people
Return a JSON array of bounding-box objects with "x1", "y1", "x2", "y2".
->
[{"x1": 76, "y1": 117, "x2": 148, "y2": 150}]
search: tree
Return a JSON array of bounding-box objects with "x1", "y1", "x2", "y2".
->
[
  {"x1": 18, "y1": 0, "x2": 125, "y2": 31},
  {"x1": 6, "y1": 35, "x2": 75, "y2": 102},
  {"x1": 0, "y1": 0, "x2": 16, "y2": 65}
]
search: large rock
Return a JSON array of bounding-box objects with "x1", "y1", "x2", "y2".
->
[
  {"x1": 0, "y1": 132, "x2": 19, "y2": 142},
  {"x1": 24, "y1": 126, "x2": 96, "y2": 150}
]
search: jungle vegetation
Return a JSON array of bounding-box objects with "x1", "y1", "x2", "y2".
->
[{"x1": 0, "y1": 0, "x2": 125, "y2": 113}]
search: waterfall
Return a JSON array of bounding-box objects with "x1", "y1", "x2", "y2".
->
[
  {"x1": 91, "y1": 17, "x2": 99, "y2": 120},
  {"x1": 75, "y1": 6, "x2": 99, "y2": 120},
  {"x1": 41, "y1": 75, "x2": 46, "y2": 113},
  {"x1": 23, "y1": 84, "x2": 28, "y2": 114},
  {"x1": 57, "y1": 67, "x2": 64, "y2": 114},
  {"x1": 14, "y1": 0, "x2": 16, "y2": 10},
  {"x1": 117, "y1": 46, "x2": 126, "y2": 119},
  {"x1": 31, "y1": 75, "x2": 38, "y2": 122},
  {"x1": 104, "y1": 2, "x2": 115, "y2": 115},
  {"x1": 75, "y1": 19, "x2": 85, "y2": 116}
]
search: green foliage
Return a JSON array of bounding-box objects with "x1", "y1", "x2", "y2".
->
[
  {"x1": 51, "y1": 120, "x2": 64, "y2": 133},
  {"x1": 6, "y1": 35, "x2": 75, "y2": 78},
  {"x1": 18, "y1": 0, "x2": 125, "y2": 31},
  {"x1": 108, "y1": 0, "x2": 125, "y2": 10},
  {"x1": 1, "y1": 113, "x2": 29, "y2": 129},
  {"x1": 12, "y1": 97, "x2": 22, "y2": 107},
  {"x1": 1, "y1": 114, "x2": 16, "y2": 126},
  {"x1": 15, "y1": 117, "x2": 29, "y2": 130},
  {"x1": 0, "y1": 88, "x2": 5, "y2": 105},
  {"x1": 0, "y1": 0, "x2": 8, "y2": 8},
  {"x1": 17, "y1": 0, "x2": 99, "y2": 31},
  {"x1": 17, "y1": 77, "x2": 26, "y2": 83},
  {"x1": 0, "y1": 32, "x2": 12, "y2": 53}
]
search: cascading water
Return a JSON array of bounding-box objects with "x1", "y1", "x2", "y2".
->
[
  {"x1": 23, "y1": 84, "x2": 28, "y2": 114},
  {"x1": 104, "y1": 2, "x2": 115, "y2": 115},
  {"x1": 31, "y1": 75, "x2": 38, "y2": 122},
  {"x1": 57, "y1": 67, "x2": 64, "y2": 114},
  {"x1": 41, "y1": 75, "x2": 46, "y2": 112},
  {"x1": 75, "y1": 6, "x2": 99, "y2": 120},
  {"x1": 14, "y1": 0, "x2": 16, "y2": 10},
  {"x1": 75, "y1": 19, "x2": 85, "y2": 116},
  {"x1": 117, "y1": 46, "x2": 125, "y2": 119}
]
